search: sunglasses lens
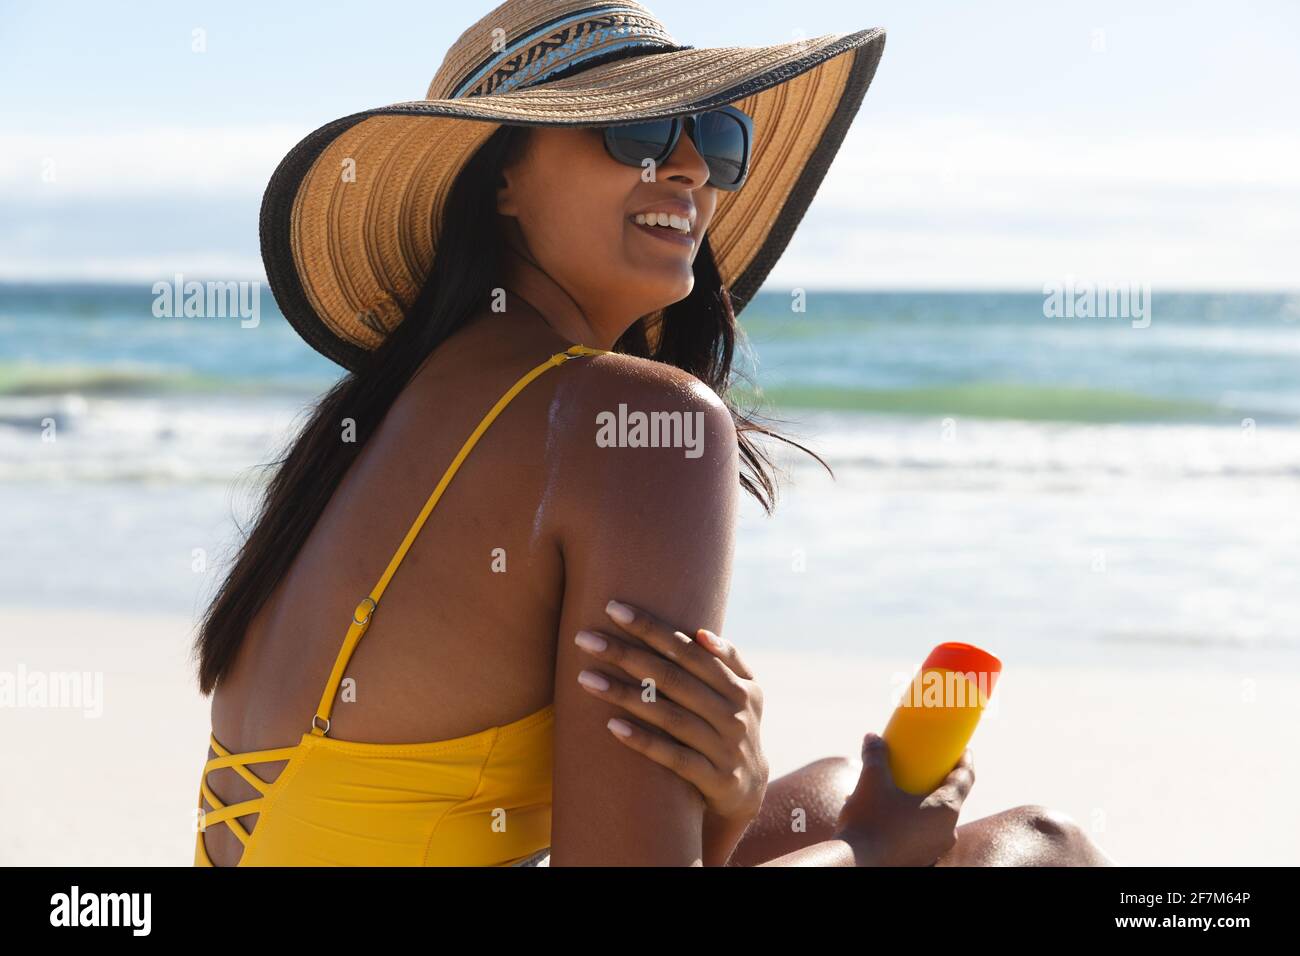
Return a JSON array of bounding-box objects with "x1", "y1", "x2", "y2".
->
[
  {"x1": 605, "y1": 119, "x2": 677, "y2": 167},
  {"x1": 694, "y1": 111, "x2": 748, "y2": 188},
  {"x1": 604, "y1": 111, "x2": 750, "y2": 189}
]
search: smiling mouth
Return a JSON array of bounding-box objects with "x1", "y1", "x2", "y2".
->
[
  {"x1": 632, "y1": 211, "x2": 693, "y2": 235},
  {"x1": 626, "y1": 210, "x2": 696, "y2": 247}
]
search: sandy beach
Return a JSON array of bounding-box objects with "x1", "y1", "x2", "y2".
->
[
  {"x1": 6, "y1": 0, "x2": 1300, "y2": 884},
  {"x1": 3, "y1": 605, "x2": 1295, "y2": 866}
]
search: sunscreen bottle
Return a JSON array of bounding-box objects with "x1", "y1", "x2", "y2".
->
[{"x1": 881, "y1": 642, "x2": 1002, "y2": 795}]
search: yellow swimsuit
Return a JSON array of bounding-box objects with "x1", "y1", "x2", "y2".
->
[{"x1": 195, "y1": 344, "x2": 607, "y2": 866}]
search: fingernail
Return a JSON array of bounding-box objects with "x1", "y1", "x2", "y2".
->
[
  {"x1": 607, "y1": 717, "x2": 633, "y2": 737},
  {"x1": 574, "y1": 630, "x2": 607, "y2": 653},
  {"x1": 699, "y1": 629, "x2": 725, "y2": 651},
  {"x1": 577, "y1": 670, "x2": 610, "y2": 692},
  {"x1": 605, "y1": 600, "x2": 634, "y2": 624}
]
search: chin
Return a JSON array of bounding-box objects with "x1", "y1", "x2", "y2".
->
[
  {"x1": 644, "y1": 265, "x2": 696, "y2": 303},
  {"x1": 643, "y1": 273, "x2": 697, "y2": 312},
  {"x1": 607, "y1": 255, "x2": 696, "y2": 314}
]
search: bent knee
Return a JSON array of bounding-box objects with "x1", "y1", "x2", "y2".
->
[
  {"x1": 767, "y1": 756, "x2": 856, "y2": 818},
  {"x1": 1010, "y1": 804, "x2": 1083, "y2": 843},
  {"x1": 804, "y1": 755, "x2": 855, "y2": 777},
  {"x1": 803, "y1": 756, "x2": 857, "y2": 799}
]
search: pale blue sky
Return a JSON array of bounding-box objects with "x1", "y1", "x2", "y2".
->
[{"x1": 2, "y1": 0, "x2": 1298, "y2": 287}]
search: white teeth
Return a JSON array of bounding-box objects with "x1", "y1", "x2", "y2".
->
[{"x1": 633, "y1": 212, "x2": 692, "y2": 235}]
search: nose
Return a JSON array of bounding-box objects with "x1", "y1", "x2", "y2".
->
[{"x1": 657, "y1": 122, "x2": 710, "y2": 188}]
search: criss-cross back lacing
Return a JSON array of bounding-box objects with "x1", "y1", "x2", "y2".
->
[{"x1": 196, "y1": 344, "x2": 607, "y2": 865}]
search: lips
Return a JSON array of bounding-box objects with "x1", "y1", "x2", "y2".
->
[{"x1": 630, "y1": 217, "x2": 695, "y2": 248}]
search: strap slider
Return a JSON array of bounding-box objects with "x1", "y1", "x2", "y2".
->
[{"x1": 353, "y1": 597, "x2": 377, "y2": 626}]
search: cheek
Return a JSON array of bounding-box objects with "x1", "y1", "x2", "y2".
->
[
  {"x1": 519, "y1": 164, "x2": 634, "y2": 263},
  {"x1": 510, "y1": 126, "x2": 712, "y2": 292},
  {"x1": 532, "y1": 211, "x2": 619, "y2": 279}
]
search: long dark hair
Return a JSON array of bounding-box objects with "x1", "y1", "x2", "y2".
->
[{"x1": 193, "y1": 124, "x2": 828, "y2": 696}]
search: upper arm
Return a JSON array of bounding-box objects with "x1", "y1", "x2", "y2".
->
[{"x1": 545, "y1": 355, "x2": 739, "y2": 866}]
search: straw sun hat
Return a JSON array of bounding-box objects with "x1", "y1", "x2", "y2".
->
[{"x1": 260, "y1": 0, "x2": 886, "y2": 371}]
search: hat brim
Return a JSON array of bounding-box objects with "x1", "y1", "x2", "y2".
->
[{"x1": 261, "y1": 29, "x2": 885, "y2": 371}]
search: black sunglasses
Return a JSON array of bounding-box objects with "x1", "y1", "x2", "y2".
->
[{"x1": 601, "y1": 105, "x2": 754, "y2": 192}]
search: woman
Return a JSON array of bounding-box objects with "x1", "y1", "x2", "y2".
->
[{"x1": 192, "y1": 0, "x2": 1113, "y2": 867}]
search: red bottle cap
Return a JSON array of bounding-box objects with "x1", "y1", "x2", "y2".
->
[{"x1": 921, "y1": 642, "x2": 1003, "y2": 697}]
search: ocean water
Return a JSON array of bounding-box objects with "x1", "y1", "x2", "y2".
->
[{"x1": 2, "y1": 285, "x2": 1298, "y2": 672}]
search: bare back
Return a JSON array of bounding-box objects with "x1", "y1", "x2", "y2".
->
[{"x1": 202, "y1": 310, "x2": 583, "y2": 865}]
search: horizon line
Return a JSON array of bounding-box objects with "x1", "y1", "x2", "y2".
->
[{"x1": 1, "y1": 280, "x2": 1297, "y2": 296}]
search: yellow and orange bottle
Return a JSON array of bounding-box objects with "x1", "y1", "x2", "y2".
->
[{"x1": 881, "y1": 642, "x2": 1002, "y2": 795}]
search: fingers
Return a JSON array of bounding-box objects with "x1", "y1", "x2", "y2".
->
[
  {"x1": 860, "y1": 731, "x2": 889, "y2": 765},
  {"x1": 837, "y1": 733, "x2": 889, "y2": 828},
  {"x1": 954, "y1": 746, "x2": 975, "y2": 777},
  {"x1": 575, "y1": 627, "x2": 735, "y2": 729},
  {"x1": 602, "y1": 714, "x2": 720, "y2": 795},
  {"x1": 693, "y1": 628, "x2": 755, "y2": 681},
  {"x1": 943, "y1": 748, "x2": 976, "y2": 796},
  {"x1": 603, "y1": 600, "x2": 750, "y2": 702},
  {"x1": 852, "y1": 732, "x2": 892, "y2": 790},
  {"x1": 575, "y1": 660, "x2": 721, "y2": 759},
  {"x1": 924, "y1": 749, "x2": 976, "y2": 814}
]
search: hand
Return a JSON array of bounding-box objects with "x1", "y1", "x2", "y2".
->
[
  {"x1": 833, "y1": 732, "x2": 975, "y2": 866},
  {"x1": 574, "y1": 600, "x2": 769, "y2": 827}
]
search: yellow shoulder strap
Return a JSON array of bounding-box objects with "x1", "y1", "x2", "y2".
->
[{"x1": 310, "y1": 343, "x2": 608, "y2": 735}]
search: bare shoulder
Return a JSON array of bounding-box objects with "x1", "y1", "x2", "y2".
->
[
  {"x1": 548, "y1": 350, "x2": 738, "y2": 473},
  {"x1": 564, "y1": 348, "x2": 724, "y2": 402},
  {"x1": 540, "y1": 350, "x2": 740, "y2": 533}
]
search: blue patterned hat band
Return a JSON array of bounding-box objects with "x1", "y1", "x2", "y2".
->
[{"x1": 433, "y1": 2, "x2": 681, "y2": 100}]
